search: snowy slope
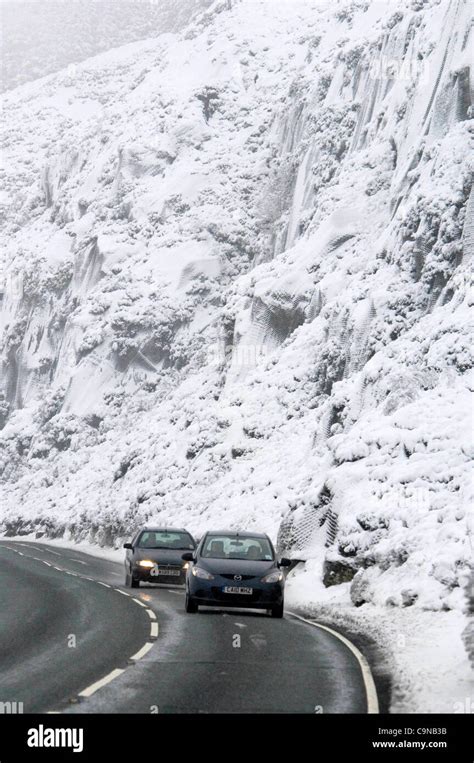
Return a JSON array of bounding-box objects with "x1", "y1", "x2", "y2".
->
[{"x1": 0, "y1": 0, "x2": 472, "y2": 635}]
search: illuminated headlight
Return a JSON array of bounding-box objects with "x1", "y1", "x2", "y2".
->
[
  {"x1": 183, "y1": 562, "x2": 190, "y2": 570},
  {"x1": 261, "y1": 570, "x2": 283, "y2": 583},
  {"x1": 137, "y1": 560, "x2": 155, "y2": 568},
  {"x1": 191, "y1": 566, "x2": 214, "y2": 580}
]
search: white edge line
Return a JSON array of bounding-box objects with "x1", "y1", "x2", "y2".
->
[
  {"x1": 130, "y1": 642, "x2": 154, "y2": 661},
  {"x1": 78, "y1": 668, "x2": 125, "y2": 698},
  {"x1": 287, "y1": 611, "x2": 379, "y2": 714},
  {"x1": 98, "y1": 581, "x2": 111, "y2": 588},
  {"x1": 132, "y1": 598, "x2": 147, "y2": 607},
  {"x1": 115, "y1": 589, "x2": 131, "y2": 597},
  {"x1": 42, "y1": 561, "x2": 52, "y2": 567},
  {"x1": 150, "y1": 622, "x2": 159, "y2": 638},
  {"x1": 146, "y1": 608, "x2": 156, "y2": 620}
]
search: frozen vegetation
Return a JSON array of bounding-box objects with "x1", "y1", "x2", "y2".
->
[{"x1": 0, "y1": 0, "x2": 472, "y2": 709}]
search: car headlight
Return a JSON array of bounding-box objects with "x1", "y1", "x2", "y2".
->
[
  {"x1": 183, "y1": 562, "x2": 190, "y2": 570},
  {"x1": 191, "y1": 566, "x2": 214, "y2": 580},
  {"x1": 261, "y1": 570, "x2": 283, "y2": 583},
  {"x1": 137, "y1": 560, "x2": 155, "y2": 568}
]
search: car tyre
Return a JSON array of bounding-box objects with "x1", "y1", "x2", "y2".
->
[
  {"x1": 185, "y1": 593, "x2": 198, "y2": 613},
  {"x1": 271, "y1": 601, "x2": 284, "y2": 618},
  {"x1": 125, "y1": 572, "x2": 139, "y2": 588}
]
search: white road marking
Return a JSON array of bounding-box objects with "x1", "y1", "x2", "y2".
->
[
  {"x1": 2, "y1": 540, "x2": 160, "y2": 709},
  {"x1": 287, "y1": 612, "x2": 379, "y2": 714},
  {"x1": 110, "y1": 572, "x2": 121, "y2": 577},
  {"x1": 78, "y1": 668, "x2": 125, "y2": 698},
  {"x1": 130, "y1": 642, "x2": 154, "y2": 661}
]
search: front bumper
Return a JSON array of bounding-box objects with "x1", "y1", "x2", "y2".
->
[
  {"x1": 133, "y1": 565, "x2": 187, "y2": 585},
  {"x1": 188, "y1": 576, "x2": 284, "y2": 609}
]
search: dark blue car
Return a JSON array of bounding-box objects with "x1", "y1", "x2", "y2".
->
[{"x1": 182, "y1": 530, "x2": 291, "y2": 618}]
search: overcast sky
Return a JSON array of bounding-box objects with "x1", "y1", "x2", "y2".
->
[{"x1": 0, "y1": 0, "x2": 213, "y2": 92}]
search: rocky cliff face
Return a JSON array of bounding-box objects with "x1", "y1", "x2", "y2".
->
[{"x1": 0, "y1": 0, "x2": 472, "y2": 612}]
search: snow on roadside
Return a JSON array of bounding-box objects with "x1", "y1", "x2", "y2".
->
[{"x1": 286, "y1": 563, "x2": 473, "y2": 714}]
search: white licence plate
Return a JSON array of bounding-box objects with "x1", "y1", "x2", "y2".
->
[
  {"x1": 151, "y1": 567, "x2": 181, "y2": 576},
  {"x1": 223, "y1": 586, "x2": 253, "y2": 595}
]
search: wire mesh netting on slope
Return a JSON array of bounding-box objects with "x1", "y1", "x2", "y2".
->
[{"x1": 276, "y1": 484, "x2": 338, "y2": 560}]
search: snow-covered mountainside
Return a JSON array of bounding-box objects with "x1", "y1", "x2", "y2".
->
[{"x1": 0, "y1": 0, "x2": 472, "y2": 620}]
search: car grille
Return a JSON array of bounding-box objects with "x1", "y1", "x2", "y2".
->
[
  {"x1": 220, "y1": 574, "x2": 255, "y2": 581},
  {"x1": 158, "y1": 565, "x2": 182, "y2": 571}
]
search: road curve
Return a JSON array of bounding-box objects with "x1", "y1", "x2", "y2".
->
[{"x1": 0, "y1": 541, "x2": 374, "y2": 714}]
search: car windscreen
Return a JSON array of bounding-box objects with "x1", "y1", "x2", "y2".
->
[
  {"x1": 201, "y1": 535, "x2": 274, "y2": 561},
  {"x1": 137, "y1": 531, "x2": 195, "y2": 550}
]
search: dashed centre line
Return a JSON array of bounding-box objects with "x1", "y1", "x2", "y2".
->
[
  {"x1": 0, "y1": 541, "x2": 159, "y2": 710},
  {"x1": 78, "y1": 668, "x2": 125, "y2": 698}
]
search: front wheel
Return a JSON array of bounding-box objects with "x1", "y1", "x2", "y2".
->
[
  {"x1": 271, "y1": 601, "x2": 284, "y2": 618},
  {"x1": 125, "y1": 571, "x2": 139, "y2": 588},
  {"x1": 185, "y1": 593, "x2": 198, "y2": 613}
]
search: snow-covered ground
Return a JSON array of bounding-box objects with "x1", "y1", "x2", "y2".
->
[
  {"x1": 286, "y1": 561, "x2": 472, "y2": 714},
  {"x1": 0, "y1": 0, "x2": 472, "y2": 711}
]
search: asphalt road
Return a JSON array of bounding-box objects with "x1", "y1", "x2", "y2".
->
[{"x1": 0, "y1": 541, "x2": 373, "y2": 714}]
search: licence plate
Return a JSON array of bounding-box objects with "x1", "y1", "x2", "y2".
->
[
  {"x1": 151, "y1": 567, "x2": 181, "y2": 576},
  {"x1": 223, "y1": 586, "x2": 253, "y2": 595}
]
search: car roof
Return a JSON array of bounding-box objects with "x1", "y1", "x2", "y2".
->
[
  {"x1": 204, "y1": 530, "x2": 270, "y2": 539},
  {"x1": 140, "y1": 527, "x2": 190, "y2": 533}
]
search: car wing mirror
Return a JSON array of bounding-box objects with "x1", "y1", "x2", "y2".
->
[
  {"x1": 182, "y1": 552, "x2": 194, "y2": 561},
  {"x1": 123, "y1": 542, "x2": 133, "y2": 550},
  {"x1": 278, "y1": 557, "x2": 292, "y2": 567}
]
